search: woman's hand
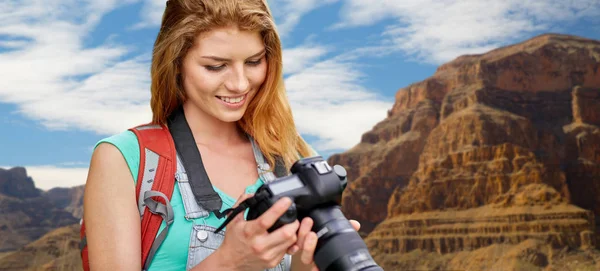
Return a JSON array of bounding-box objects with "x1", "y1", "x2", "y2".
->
[
  {"x1": 290, "y1": 218, "x2": 361, "y2": 271},
  {"x1": 213, "y1": 193, "x2": 300, "y2": 271}
]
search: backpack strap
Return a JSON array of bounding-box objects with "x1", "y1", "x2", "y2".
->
[
  {"x1": 79, "y1": 123, "x2": 177, "y2": 271},
  {"x1": 129, "y1": 124, "x2": 177, "y2": 271},
  {"x1": 79, "y1": 221, "x2": 90, "y2": 271}
]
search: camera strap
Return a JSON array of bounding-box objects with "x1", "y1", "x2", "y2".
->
[
  {"x1": 214, "y1": 189, "x2": 270, "y2": 233},
  {"x1": 167, "y1": 105, "x2": 290, "y2": 221},
  {"x1": 167, "y1": 106, "x2": 226, "y2": 217}
]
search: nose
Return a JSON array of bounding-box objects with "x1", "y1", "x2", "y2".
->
[{"x1": 224, "y1": 64, "x2": 249, "y2": 93}]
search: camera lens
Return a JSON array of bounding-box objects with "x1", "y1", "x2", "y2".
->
[{"x1": 308, "y1": 205, "x2": 383, "y2": 271}]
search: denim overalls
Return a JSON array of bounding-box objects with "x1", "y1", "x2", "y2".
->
[{"x1": 174, "y1": 136, "x2": 292, "y2": 271}]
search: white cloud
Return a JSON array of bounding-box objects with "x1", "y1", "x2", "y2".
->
[
  {"x1": 282, "y1": 44, "x2": 330, "y2": 74},
  {"x1": 0, "y1": 165, "x2": 89, "y2": 191},
  {"x1": 333, "y1": 0, "x2": 600, "y2": 64},
  {"x1": 14, "y1": 56, "x2": 153, "y2": 134},
  {"x1": 284, "y1": 48, "x2": 393, "y2": 150},
  {"x1": 130, "y1": 0, "x2": 167, "y2": 30},
  {"x1": 0, "y1": 0, "x2": 153, "y2": 135},
  {"x1": 269, "y1": 0, "x2": 339, "y2": 38}
]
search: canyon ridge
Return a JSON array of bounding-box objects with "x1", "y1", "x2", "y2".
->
[{"x1": 328, "y1": 33, "x2": 600, "y2": 270}]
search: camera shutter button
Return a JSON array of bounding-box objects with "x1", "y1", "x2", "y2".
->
[
  {"x1": 286, "y1": 205, "x2": 296, "y2": 216},
  {"x1": 313, "y1": 161, "x2": 332, "y2": 174},
  {"x1": 283, "y1": 204, "x2": 297, "y2": 221}
]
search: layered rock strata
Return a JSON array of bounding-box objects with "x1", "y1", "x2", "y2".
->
[{"x1": 328, "y1": 33, "x2": 600, "y2": 270}]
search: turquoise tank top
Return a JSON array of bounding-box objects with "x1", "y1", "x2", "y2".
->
[
  {"x1": 95, "y1": 130, "x2": 317, "y2": 270},
  {"x1": 96, "y1": 130, "x2": 266, "y2": 270}
]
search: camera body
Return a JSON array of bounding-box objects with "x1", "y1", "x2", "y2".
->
[
  {"x1": 246, "y1": 156, "x2": 347, "y2": 231},
  {"x1": 246, "y1": 156, "x2": 383, "y2": 271}
]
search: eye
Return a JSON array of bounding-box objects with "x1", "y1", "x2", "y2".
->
[
  {"x1": 246, "y1": 59, "x2": 262, "y2": 66},
  {"x1": 205, "y1": 64, "x2": 225, "y2": 72}
]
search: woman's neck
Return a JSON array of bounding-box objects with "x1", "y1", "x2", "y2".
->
[{"x1": 182, "y1": 102, "x2": 247, "y2": 147}]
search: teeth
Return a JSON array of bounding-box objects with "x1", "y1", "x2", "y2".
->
[{"x1": 219, "y1": 95, "x2": 245, "y2": 104}]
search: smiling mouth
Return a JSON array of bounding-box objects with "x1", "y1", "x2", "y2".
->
[{"x1": 216, "y1": 94, "x2": 246, "y2": 104}]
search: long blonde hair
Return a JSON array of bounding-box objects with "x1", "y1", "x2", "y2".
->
[{"x1": 150, "y1": 0, "x2": 313, "y2": 170}]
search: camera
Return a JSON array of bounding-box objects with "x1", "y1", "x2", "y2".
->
[{"x1": 246, "y1": 156, "x2": 383, "y2": 271}]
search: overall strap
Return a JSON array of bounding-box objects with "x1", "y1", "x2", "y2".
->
[
  {"x1": 175, "y1": 153, "x2": 211, "y2": 220},
  {"x1": 249, "y1": 136, "x2": 289, "y2": 182}
]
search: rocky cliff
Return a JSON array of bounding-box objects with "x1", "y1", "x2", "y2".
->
[
  {"x1": 328, "y1": 33, "x2": 600, "y2": 270},
  {"x1": 0, "y1": 167, "x2": 79, "y2": 253},
  {"x1": 44, "y1": 185, "x2": 85, "y2": 219},
  {"x1": 0, "y1": 167, "x2": 40, "y2": 198},
  {"x1": 0, "y1": 224, "x2": 82, "y2": 271}
]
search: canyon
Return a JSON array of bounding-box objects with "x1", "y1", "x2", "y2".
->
[{"x1": 329, "y1": 33, "x2": 600, "y2": 270}]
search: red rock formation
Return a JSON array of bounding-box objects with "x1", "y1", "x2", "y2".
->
[{"x1": 328, "y1": 33, "x2": 600, "y2": 269}]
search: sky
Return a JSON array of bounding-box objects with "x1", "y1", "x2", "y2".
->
[{"x1": 1, "y1": 0, "x2": 599, "y2": 191}]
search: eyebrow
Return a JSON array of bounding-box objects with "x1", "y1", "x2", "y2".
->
[{"x1": 201, "y1": 49, "x2": 266, "y2": 62}]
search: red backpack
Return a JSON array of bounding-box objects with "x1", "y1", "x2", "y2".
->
[{"x1": 80, "y1": 123, "x2": 177, "y2": 271}]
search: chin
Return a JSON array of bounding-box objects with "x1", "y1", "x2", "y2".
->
[{"x1": 216, "y1": 111, "x2": 247, "y2": 123}]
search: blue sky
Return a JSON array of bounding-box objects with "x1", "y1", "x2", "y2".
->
[{"x1": 1, "y1": 0, "x2": 599, "y2": 190}]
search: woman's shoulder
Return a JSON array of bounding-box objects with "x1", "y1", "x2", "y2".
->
[
  {"x1": 95, "y1": 129, "x2": 139, "y2": 147},
  {"x1": 94, "y1": 129, "x2": 141, "y2": 182}
]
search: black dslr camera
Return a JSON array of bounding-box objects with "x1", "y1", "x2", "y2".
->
[{"x1": 215, "y1": 156, "x2": 384, "y2": 271}]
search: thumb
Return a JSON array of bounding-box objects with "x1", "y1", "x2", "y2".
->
[
  {"x1": 229, "y1": 207, "x2": 247, "y2": 224},
  {"x1": 350, "y1": 219, "x2": 361, "y2": 231},
  {"x1": 225, "y1": 193, "x2": 255, "y2": 226}
]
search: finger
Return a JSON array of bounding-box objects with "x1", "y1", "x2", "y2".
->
[
  {"x1": 233, "y1": 207, "x2": 247, "y2": 221},
  {"x1": 296, "y1": 217, "x2": 314, "y2": 249},
  {"x1": 247, "y1": 197, "x2": 293, "y2": 235},
  {"x1": 225, "y1": 193, "x2": 254, "y2": 224},
  {"x1": 287, "y1": 244, "x2": 300, "y2": 255},
  {"x1": 259, "y1": 220, "x2": 301, "y2": 261},
  {"x1": 227, "y1": 207, "x2": 246, "y2": 229},
  {"x1": 287, "y1": 217, "x2": 313, "y2": 255},
  {"x1": 349, "y1": 220, "x2": 360, "y2": 231},
  {"x1": 260, "y1": 219, "x2": 299, "y2": 251},
  {"x1": 300, "y1": 232, "x2": 318, "y2": 264}
]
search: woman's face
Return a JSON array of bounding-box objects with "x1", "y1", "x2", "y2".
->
[{"x1": 180, "y1": 25, "x2": 268, "y2": 123}]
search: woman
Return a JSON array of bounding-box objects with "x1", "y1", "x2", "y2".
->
[{"x1": 83, "y1": 0, "x2": 360, "y2": 270}]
